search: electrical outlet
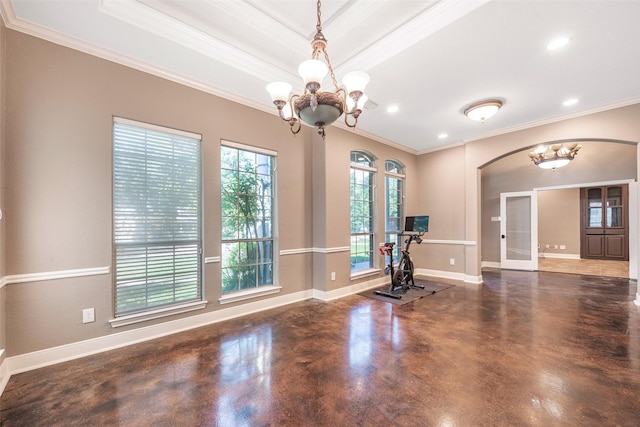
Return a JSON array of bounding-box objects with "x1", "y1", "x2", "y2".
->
[
  {"x1": 449, "y1": 258, "x2": 455, "y2": 266},
  {"x1": 331, "y1": 272, "x2": 336, "y2": 281},
  {"x1": 545, "y1": 244, "x2": 550, "y2": 249},
  {"x1": 560, "y1": 245, "x2": 566, "y2": 250},
  {"x1": 82, "y1": 308, "x2": 95, "y2": 324}
]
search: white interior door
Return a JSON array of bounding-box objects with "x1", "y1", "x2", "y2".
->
[{"x1": 500, "y1": 191, "x2": 538, "y2": 271}]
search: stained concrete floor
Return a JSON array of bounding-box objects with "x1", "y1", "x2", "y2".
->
[{"x1": 1, "y1": 269, "x2": 639, "y2": 426}]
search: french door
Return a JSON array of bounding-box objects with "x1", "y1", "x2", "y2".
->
[
  {"x1": 500, "y1": 191, "x2": 538, "y2": 271},
  {"x1": 580, "y1": 185, "x2": 629, "y2": 260}
]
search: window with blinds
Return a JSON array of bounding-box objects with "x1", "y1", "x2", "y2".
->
[{"x1": 113, "y1": 118, "x2": 202, "y2": 317}]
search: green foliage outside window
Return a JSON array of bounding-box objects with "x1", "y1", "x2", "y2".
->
[
  {"x1": 350, "y1": 151, "x2": 375, "y2": 271},
  {"x1": 384, "y1": 161, "x2": 404, "y2": 263},
  {"x1": 221, "y1": 145, "x2": 275, "y2": 293}
]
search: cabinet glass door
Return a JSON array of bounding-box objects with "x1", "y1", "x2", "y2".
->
[
  {"x1": 606, "y1": 186, "x2": 623, "y2": 228},
  {"x1": 587, "y1": 188, "x2": 602, "y2": 228}
]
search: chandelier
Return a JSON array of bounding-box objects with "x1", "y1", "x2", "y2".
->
[
  {"x1": 528, "y1": 143, "x2": 582, "y2": 170},
  {"x1": 266, "y1": 0, "x2": 370, "y2": 139}
]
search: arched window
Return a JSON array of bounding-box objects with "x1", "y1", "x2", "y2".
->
[
  {"x1": 350, "y1": 151, "x2": 377, "y2": 272},
  {"x1": 384, "y1": 160, "x2": 405, "y2": 261}
]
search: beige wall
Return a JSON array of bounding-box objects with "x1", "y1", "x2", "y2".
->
[
  {"x1": 0, "y1": 21, "x2": 7, "y2": 361},
  {"x1": 480, "y1": 141, "x2": 637, "y2": 263},
  {"x1": 413, "y1": 145, "x2": 467, "y2": 273},
  {"x1": 4, "y1": 28, "x2": 320, "y2": 354},
  {"x1": 2, "y1": 25, "x2": 640, "y2": 361},
  {"x1": 317, "y1": 124, "x2": 419, "y2": 291},
  {"x1": 538, "y1": 188, "x2": 580, "y2": 256},
  {"x1": 467, "y1": 103, "x2": 640, "y2": 273},
  {"x1": 1, "y1": 29, "x2": 417, "y2": 356}
]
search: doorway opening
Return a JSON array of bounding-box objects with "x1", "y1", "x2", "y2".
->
[{"x1": 535, "y1": 179, "x2": 636, "y2": 279}]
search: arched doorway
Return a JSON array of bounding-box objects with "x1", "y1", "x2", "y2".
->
[{"x1": 480, "y1": 140, "x2": 638, "y2": 279}]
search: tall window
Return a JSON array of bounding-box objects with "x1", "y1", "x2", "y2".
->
[
  {"x1": 350, "y1": 151, "x2": 376, "y2": 272},
  {"x1": 113, "y1": 118, "x2": 202, "y2": 317},
  {"x1": 385, "y1": 160, "x2": 405, "y2": 261},
  {"x1": 221, "y1": 142, "x2": 276, "y2": 293}
]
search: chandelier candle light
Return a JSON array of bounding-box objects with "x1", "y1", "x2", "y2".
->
[
  {"x1": 529, "y1": 143, "x2": 582, "y2": 170},
  {"x1": 266, "y1": 0, "x2": 370, "y2": 138}
]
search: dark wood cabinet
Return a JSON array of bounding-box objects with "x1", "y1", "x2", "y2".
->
[{"x1": 580, "y1": 185, "x2": 628, "y2": 260}]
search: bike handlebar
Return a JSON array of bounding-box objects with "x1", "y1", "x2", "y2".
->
[
  {"x1": 399, "y1": 233, "x2": 423, "y2": 244},
  {"x1": 378, "y1": 242, "x2": 395, "y2": 256}
]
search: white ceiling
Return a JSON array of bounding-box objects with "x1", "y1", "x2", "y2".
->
[{"x1": 3, "y1": 0, "x2": 640, "y2": 153}]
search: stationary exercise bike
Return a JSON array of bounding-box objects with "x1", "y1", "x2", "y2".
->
[{"x1": 374, "y1": 232, "x2": 425, "y2": 300}]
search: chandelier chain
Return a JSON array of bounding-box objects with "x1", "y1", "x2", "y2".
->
[
  {"x1": 324, "y1": 50, "x2": 339, "y2": 90},
  {"x1": 266, "y1": 0, "x2": 369, "y2": 138},
  {"x1": 314, "y1": 0, "x2": 339, "y2": 89}
]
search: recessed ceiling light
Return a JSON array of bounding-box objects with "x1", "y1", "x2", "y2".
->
[
  {"x1": 438, "y1": 133, "x2": 448, "y2": 139},
  {"x1": 563, "y1": 98, "x2": 578, "y2": 106},
  {"x1": 547, "y1": 36, "x2": 570, "y2": 51},
  {"x1": 387, "y1": 105, "x2": 399, "y2": 113}
]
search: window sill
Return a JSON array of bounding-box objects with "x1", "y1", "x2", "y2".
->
[
  {"x1": 219, "y1": 285, "x2": 282, "y2": 305},
  {"x1": 109, "y1": 300, "x2": 208, "y2": 328},
  {"x1": 350, "y1": 268, "x2": 381, "y2": 280}
]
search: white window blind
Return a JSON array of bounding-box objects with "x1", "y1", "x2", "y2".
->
[{"x1": 113, "y1": 118, "x2": 202, "y2": 316}]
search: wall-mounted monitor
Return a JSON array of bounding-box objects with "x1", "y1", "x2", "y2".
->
[{"x1": 404, "y1": 215, "x2": 429, "y2": 233}]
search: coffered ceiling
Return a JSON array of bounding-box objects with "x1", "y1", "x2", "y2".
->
[{"x1": 3, "y1": 0, "x2": 640, "y2": 153}]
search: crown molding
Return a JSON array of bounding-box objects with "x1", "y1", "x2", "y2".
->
[
  {"x1": 99, "y1": 0, "x2": 295, "y2": 84},
  {"x1": 0, "y1": 0, "x2": 277, "y2": 116},
  {"x1": 336, "y1": 0, "x2": 490, "y2": 75},
  {"x1": 461, "y1": 96, "x2": 640, "y2": 145},
  {"x1": 203, "y1": 0, "x2": 309, "y2": 51},
  {"x1": 418, "y1": 96, "x2": 640, "y2": 156},
  {"x1": 417, "y1": 140, "x2": 466, "y2": 156},
  {"x1": 0, "y1": 0, "x2": 16, "y2": 25},
  {"x1": 0, "y1": 0, "x2": 419, "y2": 155}
]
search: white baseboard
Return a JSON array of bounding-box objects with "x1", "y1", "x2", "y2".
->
[
  {"x1": 415, "y1": 268, "x2": 463, "y2": 281},
  {"x1": 484, "y1": 254, "x2": 582, "y2": 268},
  {"x1": 464, "y1": 274, "x2": 484, "y2": 285},
  {"x1": 414, "y1": 268, "x2": 483, "y2": 285},
  {"x1": 0, "y1": 356, "x2": 8, "y2": 396},
  {"x1": 6, "y1": 288, "x2": 313, "y2": 376},
  {"x1": 540, "y1": 253, "x2": 580, "y2": 259},
  {"x1": 481, "y1": 261, "x2": 501, "y2": 269},
  {"x1": 313, "y1": 276, "x2": 388, "y2": 301}
]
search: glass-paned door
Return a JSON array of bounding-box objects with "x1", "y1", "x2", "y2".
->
[{"x1": 500, "y1": 191, "x2": 538, "y2": 271}]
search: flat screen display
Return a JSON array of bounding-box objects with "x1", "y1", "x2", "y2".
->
[{"x1": 404, "y1": 215, "x2": 429, "y2": 233}]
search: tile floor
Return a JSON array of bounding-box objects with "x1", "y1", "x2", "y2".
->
[{"x1": 538, "y1": 257, "x2": 629, "y2": 278}]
